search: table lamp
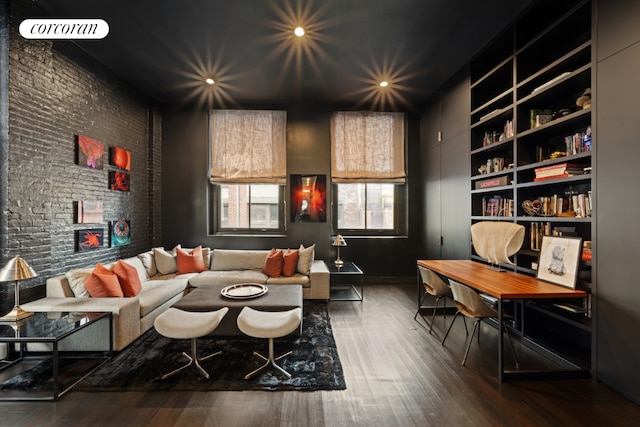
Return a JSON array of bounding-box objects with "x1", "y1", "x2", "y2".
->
[
  {"x1": 331, "y1": 235, "x2": 347, "y2": 267},
  {"x1": 0, "y1": 256, "x2": 38, "y2": 322}
]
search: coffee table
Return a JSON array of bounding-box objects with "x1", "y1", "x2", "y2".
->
[
  {"x1": 172, "y1": 284, "x2": 303, "y2": 336},
  {"x1": 0, "y1": 311, "x2": 112, "y2": 401}
]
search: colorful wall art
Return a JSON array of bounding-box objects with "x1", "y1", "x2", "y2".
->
[
  {"x1": 110, "y1": 219, "x2": 131, "y2": 247},
  {"x1": 290, "y1": 174, "x2": 327, "y2": 222},
  {"x1": 110, "y1": 146, "x2": 131, "y2": 170},
  {"x1": 76, "y1": 201, "x2": 103, "y2": 223},
  {"x1": 77, "y1": 134, "x2": 105, "y2": 169},
  {"x1": 109, "y1": 171, "x2": 130, "y2": 192},
  {"x1": 77, "y1": 228, "x2": 104, "y2": 251}
]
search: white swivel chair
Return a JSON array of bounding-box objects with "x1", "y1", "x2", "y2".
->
[{"x1": 471, "y1": 221, "x2": 525, "y2": 271}]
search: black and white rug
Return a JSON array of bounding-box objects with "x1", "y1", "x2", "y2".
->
[{"x1": 1, "y1": 303, "x2": 346, "y2": 393}]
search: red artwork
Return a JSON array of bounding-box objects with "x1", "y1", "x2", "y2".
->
[
  {"x1": 78, "y1": 228, "x2": 104, "y2": 251},
  {"x1": 77, "y1": 135, "x2": 105, "y2": 169},
  {"x1": 110, "y1": 146, "x2": 131, "y2": 170},
  {"x1": 290, "y1": 174, "x2": 327, "y2": 222},
  {"x1": 109, "y1": 171, "x2": 130, "y2": 192}
]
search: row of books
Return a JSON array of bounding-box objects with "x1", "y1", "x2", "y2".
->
[
  {"x1": 526, "y1": 192, "x2": 592, "y2": 217},
  {"x1": 534, "y1": 162, "x2": 586, "y2": 181},
  {"x1": 481, "y1": 119, "x2": 514, "y2": 147},
  {"x1": 529, "y1": 223, "x2": 579, "y2": 250},
  {"x1": 482, "y1": 196, "x2": 514, "y2": 217},
  {"x1": 565, "y1": 127, "x2": 592, "y2": 155}
]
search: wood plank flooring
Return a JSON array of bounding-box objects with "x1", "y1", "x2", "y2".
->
[{"x1": 2, "y1": 283, "x2": 640, "y2": 426}]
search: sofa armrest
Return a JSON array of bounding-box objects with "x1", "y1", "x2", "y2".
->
[
  {"x1": 308, "y1": 260, "x2": 330, "y2": 300},
  {"x1": 22, "y1": 297, "x2": 141, "y2": 351}
]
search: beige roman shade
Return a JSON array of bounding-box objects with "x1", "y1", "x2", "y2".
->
[
  {"x1": 331, "y1": 111, "x2": 406, "y2": 183},
  {"x1": 209, "y1": 110, "x2": 287, "y2": 184}
]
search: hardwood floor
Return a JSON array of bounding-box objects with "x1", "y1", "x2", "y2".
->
[{"x1": 2, "y1": 283, "x2": 640, "y2": 426}]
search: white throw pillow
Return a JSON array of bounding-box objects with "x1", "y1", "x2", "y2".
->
[
  {"x1": 297, "y1": 243, "x2": 315, "y2": 275},
  {"x1": 64, "y1": 267, "x2": 93, "y2": 298},
  {"x1": 153, "y1": 245, "x2": 180, "y2": 275},
  {"x1": 138, "y1": 250, "x2": 157, "y2": 277}
]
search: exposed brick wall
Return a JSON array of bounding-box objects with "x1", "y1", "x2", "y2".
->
[{"x1": 1, "y1": 0, "x2": 161, "y2": 313}]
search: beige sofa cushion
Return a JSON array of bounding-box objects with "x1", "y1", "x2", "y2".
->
[
  {"x1": 209, "y1": 249, "x2": 270, "y2": 271},
  {"x1": 137, "y1": 278, "x2": 189, "y2": 318},
  {"x1": 65, "y1": 267, "x2": 94, "y2": 298},
  {"x1": 297, "y1": 244, "x2": 315, "y2": 275},
  {"x1": 188, "y1": 270, "x2": 268, "y2": 287},
  {"x1": 266, "y1": 274, "x2": 310, "y2": 287},
  {"x1": 154, "y1": 247, "x2": 178, "y2": 274},
  {"x1": 138, "y1": 250, "x2": 157, "y2": 277}
]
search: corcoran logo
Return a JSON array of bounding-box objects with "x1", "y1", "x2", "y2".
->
[{"x1": 19, "y1": 19, "x2": 109, "y2": 40}]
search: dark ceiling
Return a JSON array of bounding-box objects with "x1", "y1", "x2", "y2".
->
[{"x1": 35, "y1": 0, "x2": 534, "y2": 110}]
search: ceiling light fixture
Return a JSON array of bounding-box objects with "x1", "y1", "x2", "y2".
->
[
  {"x1": 379, "y1": 81, "x2": 389, "y2": 87},
  {"x1": 294, "y1": 26, "x2": 305, "y2": 37},
  {"x1": 205, "y1": 78, "x2": 215, "y2": 85}
]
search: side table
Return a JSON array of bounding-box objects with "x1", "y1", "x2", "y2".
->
[
  {"x1": 0, "y1": 311, "x2": 112, "y2": 401},
  {"x1": 326, "y1": 261, "x2": 363, "y2": 301}
]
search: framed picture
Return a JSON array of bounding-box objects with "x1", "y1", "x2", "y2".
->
[
  {"x1": 110, "y1": 146, "x2": 131, "y2": 170},
  {"x1": 75, "y1": 200, "x2": 103, "y2": 223},
  {"x1": 77, "y1": 228, "x2": 104, "y2": 252},
  {"x1": 110, "y1": 219, "x2": 131, "y2": 247},
  {"x1": 76, "y1": 134, "x2": 105, "y2": 169},
  {"x1": 536, "y1": 235, "x2": 583, "y2": 289},
  {"x1": 290, "y1": 174, "x2": 327, "y2": 222},
  {"x1": 109, "y1": 171, "x2": 130, "y2": 192}
]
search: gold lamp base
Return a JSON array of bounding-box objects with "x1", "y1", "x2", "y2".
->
[
  {"x1": 0, "y1": 306, "x2": 34, "y2": 322},
  {"x1": 334, "y1": 258, "x2": 344, "y2": 268}
]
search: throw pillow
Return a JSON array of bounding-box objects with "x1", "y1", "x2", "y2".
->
[
  {"x1": 262, "y1": 248, "x2": 284, "y2": 278},
  {"x1": 282, "y1": 248, "x2": 299, "y2": 277},
  {"x1": 84, "y1": 263, "x2": 124, "y2": 298},
  {"x1": 112, "y1": 259, "x2": 142, "y2": 297},
  {"x1": 138, "y1": 250, "x2": 157, "y2": 277},
  {"x1": 176, "y1": 245, "x2": 206, "y2": 274},
  {"x1": 153, "y1": 246, "x2": 179, "y2": 275},
  {"x1": 65, "y1": 267, "x2": 93, "y2": 298},
  {"x1": 297, "y1": 243, "x2": 315, "y2": 275}
]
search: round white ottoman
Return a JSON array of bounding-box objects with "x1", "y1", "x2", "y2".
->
[
  {"x1": 237, "y1": 306, "x2": 302, "y2": 379},
  {"x1": 154, "y1": 307, "x2": 229, "y2": 379}
]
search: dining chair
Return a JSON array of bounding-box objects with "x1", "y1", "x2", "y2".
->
[
  {"x1": 414, "y1": 266, "x2": 453, "y2": 334},
  {"x1": 442, "y1": 280, "x2": 519, "y2": 367},
  {"x1": 471, "y1": 221, "x2": 525, "y2": 271}
]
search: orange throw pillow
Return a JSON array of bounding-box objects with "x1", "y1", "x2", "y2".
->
[
  {"x1": 262, "y1": 248, "x2": 283, "y2": 278},
  {"x1": 282, "y1": 248, "x2": 299, "y2": 277},
  {"x1": 85, "y1": 263, "x2": 124, "y2": 298},
  {"x1": 176, "y1": 245, "x2": 206, "y2": 274},
  {"x1": 112, "y1": 259, "x2": 142, "y2": 297}
]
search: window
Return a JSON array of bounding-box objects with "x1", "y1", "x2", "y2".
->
[
  {"x1": 331, "y1": 111, "x2": 406, "y2": 235},
  {"x1": 209, "y1": 110, "x2": 286, "y2": 234}
]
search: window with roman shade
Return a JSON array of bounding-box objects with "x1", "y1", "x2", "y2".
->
[
  {"x1": 209, "y1": 109, "x2": 287, "y2": 184},
  {"x1": 331, "y1": 111, "x2": 406, "y2": 183}
]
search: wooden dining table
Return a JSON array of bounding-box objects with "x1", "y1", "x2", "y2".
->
[{"x1": 417, "y1": 259, "x2": 588, "y2": 382}]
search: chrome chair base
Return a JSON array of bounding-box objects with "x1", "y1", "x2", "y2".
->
[
  {"x1": 245, "y1": 338, "x2": 292, "y2": 379},
  {"x1": 161, "y1": 338, "x2": 222, "y2": 379}
]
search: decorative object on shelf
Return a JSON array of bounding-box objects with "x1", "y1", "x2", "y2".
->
[
  {"x1": 75, "y1": 200, "x2": 103, "y2": 223},
  {"x1": 331, "y1": 234, "x2": 347, "y2": 267},
  {"x1": 290, "y1": 174, "x2": 327, "y2": 222},
  {"x1": 76, "y1": 134, "x2": 105, "y2": 169},
  {"x1": 77, "y1": 228, "x2": 104, "y2": 251},
  {"x1": 109, "y1": 171, "x2": 130, "y2": 192},
  {"x1": 576, "y1": 88, "x2": 591, "y2": 109},
  {"x1": 522, "y1": 199, "x2": 542, "y2": 216},
  {"x1": 109, "y1": 146, "x2": 131, "y2": 170},
  {"x1": 536, "y1": 236, "x2": 582, "y2": 289},
  {"x1": 0, "y1": 256, "x2": 38, "y2": 322},
  {"x1": 110, "y1": 219, "x2": 131, "y2": 247},
  {"x1": 471, "y1": 221, "x2": 525, "y2": 271}
]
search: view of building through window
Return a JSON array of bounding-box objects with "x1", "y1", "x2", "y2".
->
[
  {"x1": 219, "y1": 184, "x2": 280, "y2": 230},
  {"x1": 336, "y1": 183, "x2": 394, "y2": 230}
]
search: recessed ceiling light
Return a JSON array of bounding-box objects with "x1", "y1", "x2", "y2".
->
[
  {"x1": 379, "y1": 81, "x2": 389, "y2": 87},
  {"x1": 294, "y1": 26, "x2": 305, "y2": 37},
  {"x1": 205, "y1": 78, "x2": 215, "y2": 85}
]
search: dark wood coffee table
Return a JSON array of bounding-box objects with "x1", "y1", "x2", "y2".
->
[{"x1": 172, "y1": 284, "x2": 303, "y2": 336}]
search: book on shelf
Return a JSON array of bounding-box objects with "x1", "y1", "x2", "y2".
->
[
  {"x1": 482, "y1": 196, "x2": 513, "y2": 217},
  {"x1": 475, "y1": 175, "x2": 509, "y2": 189},
  {"x1": 534, "y1": 173, "x2": 582, "y2": 181}
]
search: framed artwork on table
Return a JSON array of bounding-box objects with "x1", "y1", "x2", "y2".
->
[{"x1": 536, "y1": 235, "x2": 583, "y2": 289}]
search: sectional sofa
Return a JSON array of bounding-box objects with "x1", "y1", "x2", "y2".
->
[{"x1": 22, "y1": 246, "x2": 329, "y2": 351}]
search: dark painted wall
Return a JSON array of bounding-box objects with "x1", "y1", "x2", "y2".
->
[
  {"x1": 0, "y1": 0, "x2": 160, "y2": 315},
  {"x1": 160, "y1": 102, "x2": 423, "y2": 280}
]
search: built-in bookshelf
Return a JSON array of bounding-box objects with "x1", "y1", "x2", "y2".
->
[{"x1": 468, "y1": 0, "x2": 593, "y2": 370}]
